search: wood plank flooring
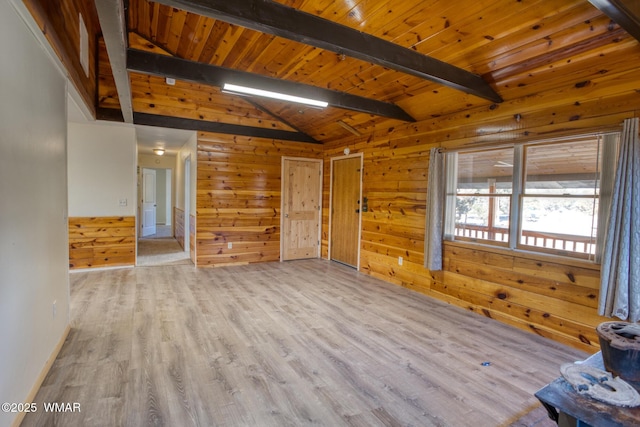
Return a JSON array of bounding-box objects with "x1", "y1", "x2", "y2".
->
[{"x1": 21, "y1": 260, "x2": 587, "y2": 426}]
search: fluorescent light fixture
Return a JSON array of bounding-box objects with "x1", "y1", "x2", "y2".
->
[
  {"x1": 222, "y1": 83, "x2": 328, "y2": 108},
  {"x1": 153, "y1": 148, "x2": 165, "y2": 156}
]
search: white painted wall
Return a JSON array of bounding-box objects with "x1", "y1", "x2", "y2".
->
[
  {"x1": 155, "y1": 169, "x2": 168, "y2": 224},
  {"x1": 175, "y1": 133, "x2": 198, "y2": 262},
  {"x1": 68, "y1": 122, "x2": 137, "y2": 217},
  {"x1": 0, "y1": 2, "x2": 69, "y2": 426},
  {"x1": 138, "y1": 153, "x2": 176, "y2": 169},
  {"x1": 165, "y1": 170, "x2": 172, "y2": 226},
  {"x1": 175, "y1": 133, "x2": 198, "y2": 214}
]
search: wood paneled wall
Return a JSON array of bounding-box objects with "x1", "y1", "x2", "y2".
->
[
  {"x1": 174, "y1": 207, "x2": 185, "y2": 249},
  {"x1": 190, "y1": 214, "x2": 196, "y2": 264},
  {"x1": 191, "y1": 93, "x2": 633, "y2": 351},
  {"x1": 322, "y1": 90, "x2": 638, "y2": 353},
  {"x1": 439, "y1": 242, "x2": 602, "y2": 350},
  {"x1": 196, "y1": 132, "x2": 322, "y2": 267},
  {"x1": 24, "y1": 0, "x2": 100, "y2": 117},
  {"x1": 68, "y1": 217, "x2": 135, "y2": 269}
]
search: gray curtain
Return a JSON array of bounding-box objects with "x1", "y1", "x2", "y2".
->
[
  {"x1": 425, "y1": 148, "x2": 445, "y2": 271},
  {"x1": 599, "y1": 117, "x2": 640, "y2": 322}
]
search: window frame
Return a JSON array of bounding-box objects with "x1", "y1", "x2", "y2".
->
[
  {"x1": 447, "y1": 146, "x2": 516, "y2": 248},
  {"x1": 443, "y1": 133, "x2": 619, "y2": 262}
]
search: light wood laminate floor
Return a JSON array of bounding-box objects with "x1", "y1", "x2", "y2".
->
[{"x1": 22, "y1": 260, "x2": 587, "y2": 426}]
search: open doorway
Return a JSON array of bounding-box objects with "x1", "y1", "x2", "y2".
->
[{"x1": 137, "y1": 165, "x2": 190, "y2": 266}]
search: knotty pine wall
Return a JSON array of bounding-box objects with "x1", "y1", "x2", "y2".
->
[
  {"x1": 68, "y1": 216, "x2": 136, "y2": 269},
  {"x1": 196, "y1": 132, "x2": 322, "y2": 267},
  {"x1": 192, "y1": 102, "x2": 633, "y2": 351},
  {"x1": 23, "y1": 0, "x2": 100, "y2": 118},
  {"x1": 190, "y1": 214, "x2": 196, "y2": 263},
  {"x1": 323, "y1": 91, "x2": 638, "y2": 353}
]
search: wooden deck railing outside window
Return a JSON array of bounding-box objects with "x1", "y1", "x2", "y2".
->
[{"x1": 454, "y1": 224, "x2": 596, "y2": 255}]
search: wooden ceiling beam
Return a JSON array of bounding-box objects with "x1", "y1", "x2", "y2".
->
[
  {"x1": 588, "y1": 0, "x2": 640, "y2": 42},
  {"x1": 95, "y1": 0, "x2": 134, "y2": 123},
  {"x1": 152, "y1": 0, "x2": 503, "y2": 103},
  {"x1": 127, "y1": 48, "x2": 416, "y2": 122},
  {"x1": 133, "y1": 112, "x2": 320, "y2": 143}
]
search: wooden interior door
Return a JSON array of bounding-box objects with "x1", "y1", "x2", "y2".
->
[
  {"x1": 330, "y1": 155, "x2": 362, "y2": 268},
  {"x1": 281, "y1": 158, "x2": 322, "y2": 261}
]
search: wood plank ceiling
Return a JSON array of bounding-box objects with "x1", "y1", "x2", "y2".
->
[{"x1": 96, "y1": 0, "x2": 640, "y2": 144}]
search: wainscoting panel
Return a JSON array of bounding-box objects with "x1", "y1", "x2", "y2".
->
[
  {"x1": 174, "y1": 207, "x2": 185, "y2": 249},
  {"x1": 68, "y1": 216, "x2": 135, "y2": 269}
]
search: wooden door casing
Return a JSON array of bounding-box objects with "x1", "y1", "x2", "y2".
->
[
  {"x1": 281, "y1": 157, "x2": 322, "y2": 261},
  {"x1": 330, "y1": 155, "x2": 362, "y2": 268}
]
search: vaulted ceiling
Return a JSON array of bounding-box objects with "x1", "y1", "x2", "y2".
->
[{"x1": 95, "y1": 0, "x2": 640, "y2": 144}]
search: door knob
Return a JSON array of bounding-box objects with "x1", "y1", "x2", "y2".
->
[{"x1": 355, "y1": 209, "x2": 360, "y2": 213}]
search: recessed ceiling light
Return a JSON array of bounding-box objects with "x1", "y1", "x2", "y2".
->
[{"x1": 222, "y1": 83, "x2": 328, "y2": 108}]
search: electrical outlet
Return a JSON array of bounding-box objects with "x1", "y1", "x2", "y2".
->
[
  {"x1": 119, "y1": 199, "x2": 127, "y2": 207},
  {"x1": 52, "y1": 300, "x2": 57, "y2": 319},
  {"x1": 398, "y1": 256, "x2": 403, "y2": 266},
  {"x1": 228, "y1": 242, "x2": 233, "y2": 249}
]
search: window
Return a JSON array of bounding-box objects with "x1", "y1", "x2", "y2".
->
[
  {"x1": 449, "y1": 147, "x2": 514, "y2": 245},
  {"x1": 444, "y1": 133, "x2": 620, "y2": 260}
]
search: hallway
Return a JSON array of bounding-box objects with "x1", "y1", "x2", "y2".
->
[{"x1": 137, "y1": 225, "x2": 191, "y2": 266}]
